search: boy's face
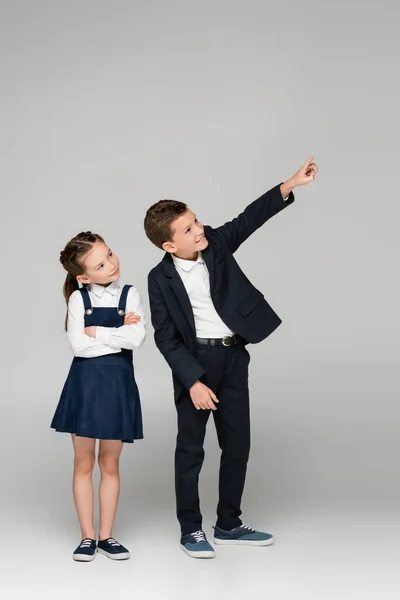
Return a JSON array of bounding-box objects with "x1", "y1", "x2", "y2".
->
[{"x1": 162, "y1": 209, "x2": 208, "y2": 260}]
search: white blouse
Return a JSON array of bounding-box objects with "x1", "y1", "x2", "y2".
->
[{"x1": 66, "y1": 280, "x2": 146, "y2": 358}]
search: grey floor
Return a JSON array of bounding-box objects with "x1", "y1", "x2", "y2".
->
[
  {"x1": 2, "y1": 497, "x2": 398, "y2": 599},
  {"x1": 3, "y1": 364, "x2": 398, "y2": 599}
]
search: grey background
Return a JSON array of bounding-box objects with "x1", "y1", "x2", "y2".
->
[{"x1": 1, "y1": 1, "x2": 399, "y2": 598}]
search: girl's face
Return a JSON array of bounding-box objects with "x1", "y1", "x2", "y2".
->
[{"x1": 77, "y1": 241, "x2": 120, "y2": 286}]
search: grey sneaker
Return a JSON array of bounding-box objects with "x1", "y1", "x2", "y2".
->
[
  {"x1": 213, "y1": 524, "x2": 275, "y2": 546},
  {"x1": 180, "y1": 530, "x2": 216, "y2": 558}
]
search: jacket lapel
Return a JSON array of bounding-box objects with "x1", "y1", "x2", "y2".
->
[
  {"x1": 202, "y1": 233, "x2": 223, "y2": 293},
  {"x1": 201, "y1": 241, "x2": 215, "y2": 291},
  {"x1": 162, "y1": 253, "x2": 196, "y2": 334}
]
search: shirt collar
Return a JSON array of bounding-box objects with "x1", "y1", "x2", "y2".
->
[
  {"x1": 89, "y1": 279, "x2": 122, "y2": 298},
  {"x1": 172, "y1": 252, "x2": 204, "y2": 272}
]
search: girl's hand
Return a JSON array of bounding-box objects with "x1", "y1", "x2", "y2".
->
[
  {"x1": 124, "y1": 312, "x2": 141, "y2": 326},
  {"x1": 84, "y1": 326, "x2": 97, "y2": 337}
]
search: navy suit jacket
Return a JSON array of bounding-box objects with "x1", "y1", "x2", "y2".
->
[{"x1": 148, "y1": 183, "x2": 295, "y2": 400}]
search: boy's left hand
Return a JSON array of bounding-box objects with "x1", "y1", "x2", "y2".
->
[
  {"x1": 291, "y1": 157, "x2": 318, "y2": 187},
  {"x1": 281, "y1": 157, "x2": 318, "y2": 198}
]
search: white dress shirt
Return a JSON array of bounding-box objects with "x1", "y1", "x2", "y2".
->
[
  {"x1": 66, "y1": 280, "x2": 146, "y2": 358},
  {"x1": 172, "y1": 252, "x2": 235, "y2": 338}
]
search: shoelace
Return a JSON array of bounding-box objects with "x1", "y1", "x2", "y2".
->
[
  {"x1": 106, "y1": 538, "x2": 121, "y2": 547},
  {"x1": 240, "y1": 524, "x2": 255, "y2": 532},
  {"x1": 192, "y1": 530, "x2": 206, "y2": 543},
  {"x1": 79, "y1": 539, "x2": 93, "y2": 548}
]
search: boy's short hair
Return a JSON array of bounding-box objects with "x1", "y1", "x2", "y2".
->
[{"x1": 144, "y1": 199, "x2": 188, "y2": 249}]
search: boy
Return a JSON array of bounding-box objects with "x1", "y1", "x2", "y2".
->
[{"x1": 144, "y1": 157, "x2": 318, "y2": 558}]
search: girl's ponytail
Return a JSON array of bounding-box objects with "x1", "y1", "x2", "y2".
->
[
  {"x1": 63, "y1": 272, "x2": 80, "y2": 330},
  {"x1": 59, "y1": 231, "x2": 104, "y2": 331}
]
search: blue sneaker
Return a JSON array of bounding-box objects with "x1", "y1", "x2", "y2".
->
[
  {"x1": 72, "y1": 538, "x2": 97, "y2": 562},
  {"x1": 213, "y1": 524, "x2": 275, "y2": 546},
  {"x1": 180, "y1": 530, "x2": 216, "y2": 558},
  {"x1": 97, "y1": 538, "x2": 130, "y2": 560}
]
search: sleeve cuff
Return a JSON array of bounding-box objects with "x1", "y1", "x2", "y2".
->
[
  {"x1": 283, "y1": 190, "x2": 295, "y2": 204},
  {"x1": 95, "y1": 326, "x2": 113, "y2": 345}
]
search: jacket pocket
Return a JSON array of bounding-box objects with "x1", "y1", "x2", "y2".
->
[{"x1": 238, "y1": 290, "x2": 265, "y2": 316}]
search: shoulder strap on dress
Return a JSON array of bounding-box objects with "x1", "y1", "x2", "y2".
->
[
  {"x1": 79, "y1": 287, "x2": 92, "y2": 314},
  {"x1": 117, "y1": 285, "x2": 132, "y2": 315}
]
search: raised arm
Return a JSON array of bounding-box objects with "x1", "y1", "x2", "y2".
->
[{"x1": 212, "y1": 157, "x2": 318, "y2": 253}]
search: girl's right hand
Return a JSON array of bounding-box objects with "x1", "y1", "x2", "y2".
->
[{"x1": 124, "y1": 312, "x2": 141, "y2": 326}]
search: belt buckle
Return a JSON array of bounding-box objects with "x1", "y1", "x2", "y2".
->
[{"x1": 222, "y1": 336, "x2": 232, "y2": 347}]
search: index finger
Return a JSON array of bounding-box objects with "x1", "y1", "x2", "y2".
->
[
  {"x1": 304, "y1": 156, "x2": 314, "y2": 168},
  {"x1": 209, "y1": 390, "x2": 219, "y2": 403},
  {"x1": 207, "y1": 398, "x2": 217, "y2": 410}
]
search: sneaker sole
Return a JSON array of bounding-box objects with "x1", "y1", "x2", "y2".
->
[
  {"x1": 180, "y1": 544, "x2": 216, "y2": 559},
  {"x1": 97, "y1": 548, "x2": 130, "y2": 560},
  {"x1": 213, "y1": 536, "x2": 275, "y2": 546},
  {"x1": 72, "y1": 552, "x2": 97, "y2": 562}
]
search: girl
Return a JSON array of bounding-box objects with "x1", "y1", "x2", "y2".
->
[{"x1": 51, "y1": 231, "x2": 146, "y2": 562}]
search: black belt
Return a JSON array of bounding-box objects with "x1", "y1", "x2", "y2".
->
[{"x1": 196, "y1": 334, "x2": 243, "y2": 347}]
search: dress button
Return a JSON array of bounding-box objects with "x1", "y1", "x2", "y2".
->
[
  {"x1": 118, "y1": 309, "x2": 125, "y2": 316},
  {"x1": 85, "y1": 308, "x2": 93, "y2": 315}
]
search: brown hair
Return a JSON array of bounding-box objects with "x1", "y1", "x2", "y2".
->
[
  {"x1": 144, "y1": 199, "x2": 188, "y2": 249},
  {"x1": 59, "y1": 231, "x2": 104, "y2": 330}
]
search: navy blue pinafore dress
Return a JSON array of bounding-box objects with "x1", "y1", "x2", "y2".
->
[{"x1": 51, "y1": 285, "x2": 143, "y2": 443}]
